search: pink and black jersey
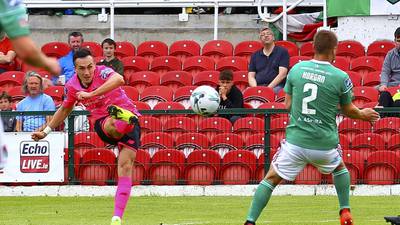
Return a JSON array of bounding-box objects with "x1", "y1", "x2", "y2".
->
[{"x1": 63, "y1": 65, "x2": 140, "y2": 120}]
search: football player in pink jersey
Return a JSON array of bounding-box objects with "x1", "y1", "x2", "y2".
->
[{"x1": 32, "y1": 49, "x2": 140, "y2": 225}]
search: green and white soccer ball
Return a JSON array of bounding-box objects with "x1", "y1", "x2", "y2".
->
[{"x1": 190, "y1": 85, "x2": 221, "y2": 116}]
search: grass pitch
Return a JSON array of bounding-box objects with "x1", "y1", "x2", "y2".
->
[{"x1": 0, "y1": 196, "x2": 398, "y2": 225}]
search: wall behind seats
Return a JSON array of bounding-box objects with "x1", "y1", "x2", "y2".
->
[{"x1": 28, "y1": 14, "x2": 262, "y2": 47}]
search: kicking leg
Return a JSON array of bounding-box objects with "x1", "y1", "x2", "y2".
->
[{"x1": 333, "y1": 161, "x2": 353, "y2": 225}]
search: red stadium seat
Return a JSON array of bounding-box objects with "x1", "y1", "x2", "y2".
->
[
  {"x1": 149, "y1": 149, "x2": 185, "y2": 185},
  {"x1": 133, "y1": 101, "x2": 151, "y2": 111},
  {"x1": 232, "y1": 70, "x2": 249, "y2": 92},
  {"x1": 150, "y1": 56, "x2": 182, "y2": 76},
  {"x1": 294, "y1": 165, "x2": 322, "y2": 185},
  {"x1": 243, "y1": 86, "x2": 275, "y2": 108},
  {"x1": 221, "y1": 150, "x2": 257, "y2": 184},
  {"x1": 37, "y1": 70, "x2": 54, "y2": 81},
  {"x1": 198, "y1": 117, "x2": 232, "y2": 141},
  {"x1": 121, "y1": 86, "x2": 139, "y2": 101},
  {"x1": 44, "y1": 86, "x2": 64, "y2": 106},
  {"x1": 367, "y1": 40, "x2": 395, "y2": 59},
  {"x1": 64, "y1": 149, "x2": 82, "y2": 184},
  {"x1": 139, "y1": 115, "x2": 162, "y2": 135},
  {"x1": 82, "y1": 42, "x2": 103, "y2": 57},
  {"x1": 74, "y1": 132, "x2": 105, "y2": 150},
  {"x1": 270, "y1": 115, "x2": 289, "y2": 140},
  {"x1": 169, "y1": 40, "x2": 201, "y2": 62},
  {"x1": 299, "y1": 41, "x2": 314, "y2": 57},
  {"x1": 0, "y1": 71, "x2": 25, "y2": 92},
  {"x1": 131, "y1": 149, "x2": 151, "y2": 185},
  {"x1": 163, "y1": 116, "x2": 197, "y2": 139},
  {"x1": 79, "y1": 148, "x2": 116, "y2": 185},
  {"x1": 387, "y1": 86, "x2": 400, "y2": 96},
  {"x1": 8, "y1": 86, "x2": 24, "y2": 102},
  {"x1": 350, "y1": 56, "x2": 383, "y2": 77},
  {"x1": 373, "y1": 117, "x2": 400, "y2": 142},
  {"x1": 193, "y1": 70, "x2": 219, "y2": 88},
  {"x1": 345, "y1": 71, "x2": 362, "y2": 87},
  {"x1": 338, "y1": 118, "x2": 372, "y2": 141},
  {"x1": 340, "y1": 150, "x2": 368, "y2": 184},
  {"x1": 185, "y1": 149, "x2": 221, "y2": 185},
  {"x1": 275, "y1": 40, "x2": 299, "y2": 57},
  {"x1": 339, "y1": 133, "x2": 351, "y2": 151},
  {"x1": 137, "y1": 41, "x2": 168, "y2": 63},
  {"x1": 216, "y1": 56, "x2": 248, "y2": 72},
  {"x1": 234, "y1": 40, "x2": 263, "y2": 63},
  {"x1": 336, "y1": 40, "x2": 365, "y2": 59},
  {"x1": 141, "y1": 132, "x2": 174, "y2": 157},
  {"x1": 245, "y1": 133, "x2": 280, "y2": 158},
  {"x1": 332, "y1": 56, "x2": 350, "y2": 71},
  {"x1": 233, "y1": 117, "x2": 264, "y2": 141},
  {"x1": 202, "y1": 40, "x2": 234, "y2": 63},
  {"x1": 289, "y1": 56, "x2": 311, "y2": 69},
  {"x1": 173, "y1": 86, "x2": 197, "y2": 109},
  {"x1": 362, "y1": 71, "x2": 381, "y2": 87},
  {"x1": 387, "y1": 134, "x2": 400, "y2": 151},
  {"x1": 41, "y1": 42, "x2": 70, "y2": 58},
  {"x1": 182, "y1": 56, "x2": 215, "y2": 76},
  {"x1": 210, "y1": 133, "x2": 245, "y2": 157},
  {"x1": 175, "y1": 133, "x2": 210, "y2": 154},
  {"x1": 153, "y1": 102, "x2": 186, "y2": 124},
  {"x1": 115, "y1": 41, "x2": 136, "y2": 58},
  {"x1": 364, "y1": 151, "x2": 400, "y2": 185},
  {"x1": 127, "y1": 71, "x2": 160, "y2": 94},
  {"x1": 352, "y1": 86, "x2": 379, "y2": 108},
  {"x1": 275, "y1": 88, "x2": 286, "y2": 102},
  {"x1": 140, "y1": 86, "x2": 174, "y2": 109},
  {"x1": 160, "y1": 71, "x2": 192, "y2": 92},
  {"x1": 351, "y1": 133, "x2": 386, "y2": 153},
  {"x1": 257, "y1": 102, "x2": 286, "y2": 119},
  {"x1": 121, "y1": 56, "x2": 150, "y2": 82}
]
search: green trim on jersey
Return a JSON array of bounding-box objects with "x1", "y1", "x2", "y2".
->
[
  {"x1": 0, "y1": 1, "x2": 30, "y2": 39},
  {"x1": 284, "y1": 60, "x2": 353, "y2": 150}
]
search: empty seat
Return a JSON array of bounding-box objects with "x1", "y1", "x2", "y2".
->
[
  {"x1": 221, "y1": 150, "x2": 257, "y2": 184},
  {"x1": 173, "y1": 85, "x2": 197, "y2": 109},
  {"x1": 140, "y1": 86, "x2": 174, "y2": 109},
  {"x1": 41, "y1": 42, "x2": 70, "y2": 58},
  {"x1": 79, "y1": 148, "x2": 116, "y2": 185},
  {"x1": 7, "y1": 85, "x2": 24, "y2": 102},
  {"x1": 257, "y1": 102, "x2": 286, "y2": 119},
  {"x1": 245, "y1": 133, "x2": 280, "y2": 158},
  {"x1": 82, "y1": 42, "x2": 103, "y2": 57},
  {"x1": 352, "y1": 86, "x2": 379, "y2": 108},
  {"x1": 149, "y1": 149, "x2": 185, "y2": 185},
  {"x1": 160, "y1": 71, "x2": 192, "y2": 92},
  {"x1": 44, "y1": 86, "x2": 64, "y2": 105},
  {"x1": 338, "y1": 118, "x2": 372, "y2": 141},
  {"x1": 0, "y1": 71, "x2": 25, "y2": 91},
  {"x1": 127, "y1": 71, "x2": 160, "y2": 94},
  {"x1": 121, "y1": 56, "x2": 150, "y2": 81},
  {"x1": 169, "y1": 40, "x2": 201, "y2": 62},
  {"x1": 275, "y1": 40, "x2": 299, "y2": 57},
  {"x1": 339, "y1": 133, "x2": 351, "y2": 151},
  {"x1": 232, "y1": 70, "x2": 249, "y2": 92},
  {"x1": 299, "y1": 41, "x2": 314, "y2": 57},
  {"x1": 198, "y1": 117, "x2": 232, "y2": 141},
  {"x1": 233, "y1": 117, "x2": 264, "y2": 141},
  {"x1": 74, "y1": 132, "x2": 105, "y2": 150},
  {"x1": 140, "y1": 132, "x2": 174, "y2": 157},
  {"x1": 367, "y1": 40, "x2": 395, "y2": 59},
  {"x1": 294, "y1": 165, "x2": 322, "y2": 185},
  {"x1": 289, "y1": 56, "x2": 311, "y2": 69},
  {"x1": 351, "y1": 133, "x2": 386, "y2": 153},
  {"x1": 345, "y1": 71, "x2": 362, "y2": 87},
  {"x1": 115, "y1": 41, "x2": 136, "y2": 58},
  {"x1": 163, "y1": 116, "x2": 197, "y2": 136},
  {"x1": 364, "y1": 151, "x2": 400, "y2": 185},
  {"x1": 387, "y1": 134, "x2": 400, "y2": 151},
  {"x1": 131, "y1": 149, "x2": 151, "y2": 185},
  {"x1": 139, "y1": 115, "x2": 162, "y2": 135},
  {"x1": 362, "y1": 71, "x2": 381, "y2": 87},
  {"x1": 210, "y1": 133, "x2": 245, "y2": 157},
  {"x1": 332, "y1": 56, "x2": 350, "y2": 71},
  {"x1": 121, "y1": 86, "x2": 139, "y2": 101},
  {"x1": 216, "y1": 56, "x2": 248, "y2": 72},
  {"x1": 243, "y1": 86, "x2": 275, "y2": 108},
  {"x1": 193, "y1": 70, "x2": 219, "y2": 88},
  {"x1": 175, "y1": 132, "x2": 209, "y2": 156},
  {"x1": 182, "y1": 56, "x2": 215, "y2": 76},
  {"x1": 350, "y1": 56, "x2": 383, "y2": 77},
  {"x1": 150, "y1": 56, "x2": 182, "y2": 76},
  {"x1": 137, "y1": 41, "x2": 168, "y2": 63},
  {"x1": 373, "y1": 117, "x2": 400, "y2": 142},
  {"x1": 234, "y1": 40, "x2": 263, "y2": 63},
  {"x1": 341, "y1": 150, "x2": 368, "y2": 184},
  {"x1": 133, "y1": 101, "x2": 151, "y2": 111},
  {"x1": 202, "y1": 40, "x2": 233, "y2": 63},
  {"x1": 336, "y1": 40, "x2": 365, "y2": 59},
  {"x1": 154, "y1": 103, "x2": 187, "y2": 126},
  {"x1": 270, "y1": 115, "x2": 289, "y2": 140},
  {"x1": 185, "y1": 149, "x2": 221, "y2": 185}
]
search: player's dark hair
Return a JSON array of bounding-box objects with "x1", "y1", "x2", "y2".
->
[
  {"x1": 313, "y1": 30, "x2": 338, "y2": 55},
  {"x1": 0, "y1": 91, "x2": 12, "y2": 102},
  {"x1": 219, "y1": 70, "x2": 233, "y2": 81},
  {"x1": 68, "y1": 31, "x2": 84, "y2": 42},
  {"x1": 73, "y1": 48, "x2": 92, "y2": 65},
  {"x1": 101, "y1": 38, "x2": 116, "y2": 48}
]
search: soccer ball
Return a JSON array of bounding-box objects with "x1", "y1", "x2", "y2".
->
[{"x1": 190, "y1": 85, "x2": 220, "y2": 116}]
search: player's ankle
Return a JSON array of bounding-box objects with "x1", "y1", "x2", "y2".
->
[{"x1": 244, "y1": 220, "x2": 255, "y2": 225}]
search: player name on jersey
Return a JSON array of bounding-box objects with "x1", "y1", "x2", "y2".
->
[{"x1": 301, "y1": 71, "x2": 326, "y2": 83}]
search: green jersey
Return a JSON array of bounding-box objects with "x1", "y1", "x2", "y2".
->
[
  {"x1": 0, "y1": 0, "x2": 30, "y2": 38},
  {"x1": 284, "y1": 59, "x2": 353, "y2": 150}
]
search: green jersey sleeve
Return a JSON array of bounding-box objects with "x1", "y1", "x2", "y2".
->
[
  {"x1": 284, "y1": 69, "x2": 293, "y2": 95},
  {"x1": 0, "y1": 3, "x2": 30, "y2": 39},
  {"x1": 339, "y1": 74, "x2": 353, "y2": 106}
]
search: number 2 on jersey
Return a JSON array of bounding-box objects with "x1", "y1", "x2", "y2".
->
[{"x1": 302, "y1": 83, "x2": 318, "y2": 115}]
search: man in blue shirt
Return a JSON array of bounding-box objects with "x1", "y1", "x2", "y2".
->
[
  {"x1": 16, "y1": 72, "x2": 56, "y2": 132},
  {"x1": 55, "y1": 31, "x2": 84, "y2": 84},
  {"x1": 248, "y1": 27, "x2": 290, "y2": 93}
]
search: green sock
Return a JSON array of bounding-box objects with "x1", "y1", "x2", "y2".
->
[
  {"x1": 333, "y1": 168, "x2": 350, "y2": 210},
  {"x1": 246, "y1": 180, "x2": 276, "y2": 222}
]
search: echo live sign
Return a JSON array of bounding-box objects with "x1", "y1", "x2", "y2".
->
[
  {"x1": 0, "y1": 133, "x2": 64, "y2": 183},
  {"x1": 20, "y1": 141, "x2": 50, "y2": 173}
]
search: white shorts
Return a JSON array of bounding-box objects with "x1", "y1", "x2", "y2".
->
[{"x1": 272, "y1": 140, "x2": 342, "y2": 181}]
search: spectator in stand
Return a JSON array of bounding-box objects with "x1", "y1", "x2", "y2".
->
[
  {"x1": 0, "y1": 32, "x2": 17, "y2": 74},
  {"x1": 55, "y1": 31, "x2": 84, "y2": 85},
  {"x1": 378, "y1": 27, "x2": 400, "y2": 107},
  {"x1": 0, "y1": 92, "x2": 16, "y2": 132},
  {"x1": 216, "y1": 70, "x2": 244, "y2": 123},
  {"x1": 97, "y1": 38, "x2": 124, "y2": 76},
  {"x1": 248, "y1": 27, "x2": 290, "y2": 93},
  {"x1": 16, "y1": 72, "x2": 56, "y2": 132}
]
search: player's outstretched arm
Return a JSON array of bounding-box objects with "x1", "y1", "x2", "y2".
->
[
  {"x1": 76, "y1": 73, "x2": 124, "y2": 101},
  {"x1": 341, "y1": 103, "x2": 380, "y2": 122},
  {"x1": 31, "y1": 106, "x2": 73, "y2": 141}
]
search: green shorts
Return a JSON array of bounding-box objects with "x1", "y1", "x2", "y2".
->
[{"x1": 0, "y1": 0, "x2": 30, "y2": 38}]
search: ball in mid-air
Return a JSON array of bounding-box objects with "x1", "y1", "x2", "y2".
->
[{"x1": 190, "y1": 85, "x2": 220, "y2": 116}]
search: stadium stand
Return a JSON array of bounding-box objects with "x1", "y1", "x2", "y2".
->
[
  {"x1": 131, "y1": 149, "x2": 151, "y2": 185},
  {"x1": 192, "y1": 70, "x2": 219, "y2": 87},
  {"x1": 41, "y1": 42, "x2": 70, "y2": 58},
  {"x1": 115, "y1": 41, "x2": 136, "y2": 58},
  {"x1": 364, "y1": 151, "x2": 400, "y2": 185},
  {"x1": 299, "y1": 41, "x2": 314, "y2": 57},
  {"x1": 137, "y1": 40, "x2": 168, "y2": 63},
  {"x1": 201, "y1": 40, "x2": 234, "y2": 63},
  {"x1": 275, "y1": 40, "x2": 299, "y2": 57},
  {"x1": 150, "y1": 56, "x2": 182, "y2": 76},
  {"x1": 78, "y1": 148, "x2": 116, "y2": 185},
  {"x1": 169, "y1": 40, "x2": 201, "y2": 63},
  {"x1": 366, "y1": 40, "x2": 396, "y2": 59},
  {"x1": 243, "y1": 86, "x2": 275, "y2": 108},
  {"x1": 232, "y1": 70, "x2": 249, "y2": 91},
  {"x1": 336, "y1": 40, "x2": 365, "y2": 59},
  {"x1": 234, "y1": 40, "x2": 263, "y2": 63},
  {"x1": 160, "y1": 71, "x2": 192, "y2": 92},
  {"x1": 215, "y1": 56, "x2": 248, "y2": 71},
  {"x1": 182, "y1": 56, "x2": 215, "y2": 76},
  {"x1": 221, "y1": 149, "x2": 257, "y2": 184},
  {"x1": 149, "y1": 149, "x2": 186, "y2": 185},
  {"x1": 82, "y1": 42, "x2": 103, "y2": 57},
  {"x1": 184, "y1": 149, "x2": 221, "y2": 185},
  {"x1": 175, "y1": 132, "x2": 210, "y2": 156}
]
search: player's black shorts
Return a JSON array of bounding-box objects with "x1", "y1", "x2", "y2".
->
[{"x1": 94, "y1": 116, "x2": 141, "y2": 150}]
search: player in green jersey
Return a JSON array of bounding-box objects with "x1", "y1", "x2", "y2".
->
[{"x1": 243, "y1": 30, "x2": 380, "y2": 225}]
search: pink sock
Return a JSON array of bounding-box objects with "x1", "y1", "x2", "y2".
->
[
  {"x1": 114, "y1": 120, "x2": 134, "y2": 134},
  {"x1": 113, "y1": 176, "x2": 132, "y2": 218}
]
